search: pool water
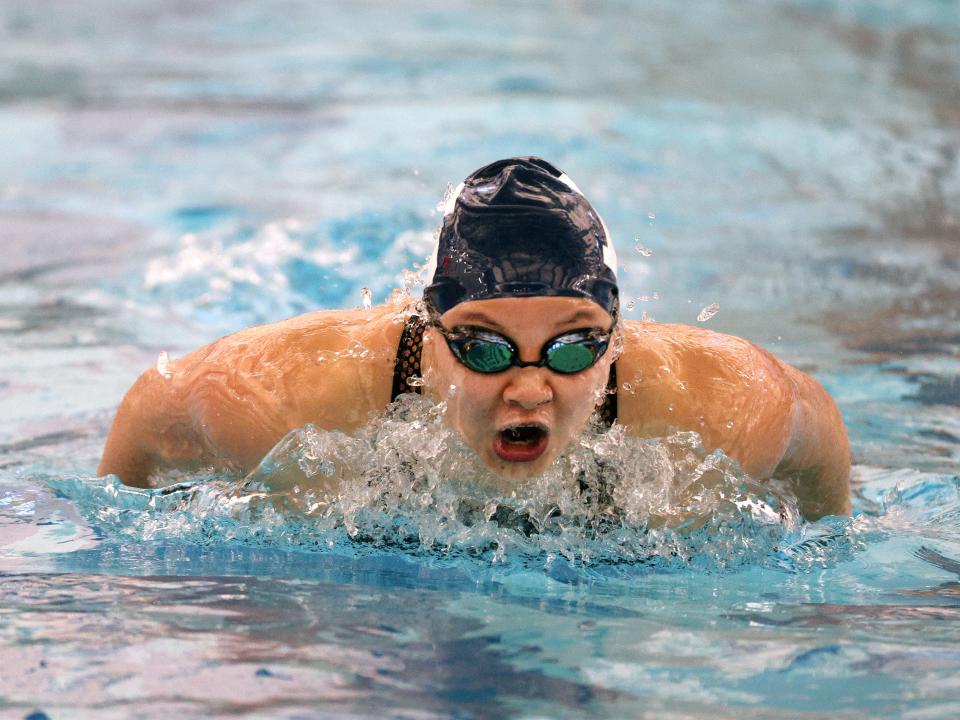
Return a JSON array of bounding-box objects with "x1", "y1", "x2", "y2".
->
[{"x1": 2, "y1": 0, "x2": 959, "y2": 717}]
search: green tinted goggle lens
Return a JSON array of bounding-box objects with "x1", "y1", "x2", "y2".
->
[
  {"x1": 451, "y1": 332, "x2": 605, "y2": 374},
  {"x1": 545, "y1": 341, "x2": 597, "y2": 373},
  {"x1": 464, "y1": 340, "x2": 513, "y2": 372}
]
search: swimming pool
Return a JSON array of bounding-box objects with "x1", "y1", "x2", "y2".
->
[{"x1": 2, "y1": 0, "x2": 959, "y2": 716}]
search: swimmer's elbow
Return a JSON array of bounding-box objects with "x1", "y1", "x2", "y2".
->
[
  {"x1": 777, "y1": 366, "x2": 852, "y2": 519},
  {"x1": 98, "y1": 367, "x2": 172, "y2": 487},
  {"x1": 97, "y1": 448, "x2": 154, "y2": 488}
]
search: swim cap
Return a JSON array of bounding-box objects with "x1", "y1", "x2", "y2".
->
[{"x1": 423, "y1": 157, "x2": 619, "y2": 316}]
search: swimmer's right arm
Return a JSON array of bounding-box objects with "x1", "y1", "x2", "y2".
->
[
  {"x1": 98, "y1": 309, "x2": 398, "y2": 486},
  {"x1": 98, "y1": 366, "x2": 205, "y2": 486},
  {"x1": 97, "y1": 342, "x2": 291, "y2": 486}
]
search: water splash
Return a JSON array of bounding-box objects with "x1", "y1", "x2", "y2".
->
[
  {"x1": 51, "y1": 396, "x2": 808, "y2": 572},
  {"x1": 155, "y1": 351, "x2": 173, "y2": 379},
  {"x1": 634, "y1": 238, "x2": 654, "y2": 257},
  {"x1": 698, "y1": 302, "x2": 720, "y2": 322},
  {"x1": 436, "y1": 183, "x2": 457, "y2": 214}
]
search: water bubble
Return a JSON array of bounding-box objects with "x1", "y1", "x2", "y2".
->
[
  {"x1": 634, "y1": 238, "x2": 653, "y2": 257},
  {"x1": 726, "y1": 420, "x2": 735, "y2": 429},
  {"x1": 626, "y1": 299, "x2": 637, "y2": 311},
  {"x1": 647, "y1": 211, "x2": 656, "y2": 223},
  {"x1": 640, "y1": 311, "x2": 654, "y2": 322},
  {"x1": 360, "y1": 287, "x2": 372, "y2": 310},
  {"x1": 621, "y1": 382, "x2": 634, "y2": 394},
  {"x1": 156, "y1": 351, "x2": 173, "y2": 379},
  {"x1": 652, "y1": 292, "x2": 660, "y2": 300},
  {"x1": 697, "y1": 302, "x2": 720, "y2": 322},
  {"x1": 406, "y1": 376, "x2": 425, "y2": 388}
]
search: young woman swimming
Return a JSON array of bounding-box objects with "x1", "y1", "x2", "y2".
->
[{"x1": 98, "y1": 157, "x2": 851, "y2": 519}]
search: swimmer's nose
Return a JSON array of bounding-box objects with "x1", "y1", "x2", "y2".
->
[{"x1": 502, "y1": 368, "x2": 553, "y2": 409}]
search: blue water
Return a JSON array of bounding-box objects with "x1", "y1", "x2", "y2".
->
[{"x1": 2, "y1": 0, "x2": 959, "y2": 717}]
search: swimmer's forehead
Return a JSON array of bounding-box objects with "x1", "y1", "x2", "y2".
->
[{"x1": 441, "y1": 296, "x2": 612, "y2": 332}]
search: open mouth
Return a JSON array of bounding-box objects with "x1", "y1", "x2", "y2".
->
[{"x1": 493, "y1": 424, "x2": 550, "y2": 463}]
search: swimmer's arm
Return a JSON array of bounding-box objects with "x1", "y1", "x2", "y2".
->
[
  {"x1": 774, "y1": 364, "x2": 852, "y2": 519},
  {"x1": 98, "y1": 367, "x2": 207, "y2": 486},
  {"x1": 98, "y1": 348, "x2": 290, "y2": 486}
]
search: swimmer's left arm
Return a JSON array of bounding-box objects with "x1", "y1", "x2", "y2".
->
[
  {"x1": 774, "y1": 363, "x2": 852, "y2": 519},
  {"x1": 617, "y1": 324, "x2": 851, "y2": 520}
]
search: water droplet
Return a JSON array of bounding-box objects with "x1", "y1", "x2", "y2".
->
[
  {"x1": 360, "y1": 287, "x2": 372, "y2": 310},
  {"x1": 402, "y1": 269, "x2": 422, "y2": 293},
  {"x1": 677, "y1": 380, "x2": 686, "y2": 391},
  {"x1": 697, "y1": 302, "x2": 720, "y2": 322},
  {"x1": 156, "y1": 351, "x2": 173, "y2": 379},
  {"x1": 406, "y1": 376, "x2": 425, "y2": 387},
  {"x1": 667, "y1": 403, "x2": 675, "y2": 412},
  {"x1": 626, "y1": 299, "x2": 637, "y2": 311},
  {"x1": 647, "y1": 211, "x2": 656, "y2": 223},
  {"x1": 621, "y1": 382, "x2": 633, "y2": 393},
  {"x1": 652, "y1": 291, "x2": 660, "y2": 300},
  {"x1": 634, "y1": 238, "x2": 653, "y2": 257},
  {"x1": 726, "y1": 420, "x2": 735, "y2": 429}
]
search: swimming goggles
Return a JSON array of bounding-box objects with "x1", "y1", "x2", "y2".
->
[{"x1": 431, "y1": 321, "x2": 615, "y2": 375}]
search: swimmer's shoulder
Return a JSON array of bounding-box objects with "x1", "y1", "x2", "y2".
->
[
  {"x1": 175, "y1": 302, "x2": 410, "y2": 367},
  {"x1": 617, "y1": 320, "x2": 784, "y2": 376},
  {"x1": 165, "y1": 301, "x2": 414, "y2": 430},
  {"x1": 616, "y1": 321, "x2": 795, "y2": 477}
]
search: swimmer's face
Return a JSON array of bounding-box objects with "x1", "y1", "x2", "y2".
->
[{"x1": 425, "y1": 296, "x2": 617, "y2": 482}]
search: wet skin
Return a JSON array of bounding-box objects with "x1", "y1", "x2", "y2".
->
[{"x1": 98, "y1": 296, "x2": 851, "y2": 518}]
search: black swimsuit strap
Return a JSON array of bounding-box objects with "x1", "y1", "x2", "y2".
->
[
  {"x1": 598, "y1": 362, "x2": 618, "y2": 427},
  {"x1": 390, "y1": 314, "x2": 618, "y2": 426},
  {"x1": 391, "y1": 314, "x2": 427, "y2": 400}
]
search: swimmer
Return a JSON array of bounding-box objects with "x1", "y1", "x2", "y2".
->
[{"x1": 98, "y1": 157, "x2": 851, "y2": 519}]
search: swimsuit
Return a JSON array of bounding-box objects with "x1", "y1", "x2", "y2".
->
[{"x1": 390, "y1": 314, "x2": 618, "y2": 426}]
